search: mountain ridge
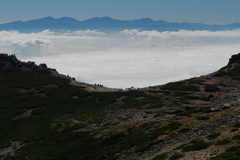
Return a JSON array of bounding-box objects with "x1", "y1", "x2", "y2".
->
[{"x1": 1, "y1": 16, "x2": 240, "y2": 32}]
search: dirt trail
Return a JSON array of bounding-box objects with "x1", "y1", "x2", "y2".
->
[{"x1": 70, "y1": 80, "x2": 124, "y2": 92}]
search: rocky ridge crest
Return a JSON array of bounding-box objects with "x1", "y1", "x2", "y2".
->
[{"x1": 0, "y1": 53, "x2": 47, "y2": 71}]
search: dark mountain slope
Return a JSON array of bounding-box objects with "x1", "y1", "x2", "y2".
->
[{"x1": 1, "y1": 53, "x2": 240, "y2": 159}]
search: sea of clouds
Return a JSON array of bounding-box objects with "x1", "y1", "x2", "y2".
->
[{"x1": 0, "y1": 29, "x2": 240, "y2": 88}]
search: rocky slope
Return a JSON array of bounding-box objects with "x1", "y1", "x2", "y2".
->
[{"x1": 1, "y1": 53, "x2": 240, "y2": 160}]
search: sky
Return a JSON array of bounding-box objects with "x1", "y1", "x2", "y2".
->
[{"x1": 1, "y1": 0, "x2": 240, "y2": 24}]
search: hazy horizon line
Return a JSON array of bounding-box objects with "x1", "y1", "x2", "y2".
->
[{"x1": 1, "y1": 16, "x2": 239, "y2": 26}]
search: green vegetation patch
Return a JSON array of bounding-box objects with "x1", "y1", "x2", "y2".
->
[
  {"x1": 151, "y1": 152, "x2": 169, "y2": 160},
  {"x1": 161, "y1": 81, "x2": 200, "y2": 92},
  {"x1": 206, "y1": 133, "x2": 221, "y2": 140},
  {"x1": 149, "y1": 90, "x2": 171, "y2": 95},
  {"x1": 128, "y1": 122, "x2": 182, "y2": 152},
  {"x1": 179, "y1": 128, "x2": 191, "y2": 133},
  {"x1": 187, "y1": 79, "x2": 205, "y2": 85},
  {"x1": 232, "y1": 135, "x2": 240, "y2": 141},
  {"x1": 117, "y1": 91, "x2": 161, "y2": 109},
  {"x1": 176, "y1": 107, "x2": 201, "y2": 116},
  {"x1": 196, "y1": 116, "x2": 210, "y2": 120},
  {"x1": 11, "y1": 131, "x2": 120, "y2": 160},
  {"x1": 213, "y1": 145, "x2": 240, "y2": 160},
  {"x1": 178, "y1": 139, "x2": 210, "y2": 152},
  {"x1": 216, "y1": 139, "x2": 231, "y2": 145},
  {"x1": 167, "y1": 110, "x2": 184, "y2": 114},
  {"x1": 154, "y1": 112, "x2": 162, "y2": 117},
  {"x1": 159, "y1": 91, "x2": 171, "y2": 95},
  {"x1": 146, "y1": 101, "x2": 164, "y2": 109},
  {"x1": 214, "y1": 65, "x2": 240, "y2": 77},
  {"x1": 231, "y1": 128, "x2": 239, "y2": 132},
  {"x1": 174, "y1": 91, "x2": 193, "y2": 96},
  {"x1": 233, "y1": 123, "x2": 240, "y2": 127},
  {"x1": 183, "y1": 95, "x2": 210, "y2": 101},
  {"x1": 169, "y1": 153, "x2": 184, "y2": 160}
]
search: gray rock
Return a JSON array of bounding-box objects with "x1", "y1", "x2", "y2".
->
[
  {"x1": 39, "y1": 63, "x2": 47, "y2": 69},
  {"x1": 222, "y1": 103, "x2": 231, "y2": 109},
  {"x1": 210, "y1": 108, "x2": 220, "y2": 112}
]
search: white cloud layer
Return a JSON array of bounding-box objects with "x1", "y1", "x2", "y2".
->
[{"x1": 0, "y1": 29, "x2": 240, "y2": 88}]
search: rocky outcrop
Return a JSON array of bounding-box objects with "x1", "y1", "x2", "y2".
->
[
  {"x1": 0, "y1": 53, "x2": 47, "y2": 71},
  {"x1": 228, "y1": 53, "x2": 240, "y2": 65}
]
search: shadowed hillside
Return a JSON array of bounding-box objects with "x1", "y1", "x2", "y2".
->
[{"x1": 1, "y1": 53, "x2": 240, "y2": 160}]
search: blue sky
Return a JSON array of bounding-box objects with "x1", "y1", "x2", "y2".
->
[{"x1": 1, "y1": 0, "x2": 240, "y2": 24}]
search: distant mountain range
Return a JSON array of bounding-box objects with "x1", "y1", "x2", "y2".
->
[{"x1": 1, "y1": 16, "x2": 240, "y2": 32}]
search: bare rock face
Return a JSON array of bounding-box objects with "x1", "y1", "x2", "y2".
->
[
  {"x1": 39, "y1": 63, "x2": 47, "y2": 69},
  {"x1": 0, "y1": 53, "x2": 47, "y2": 71}
]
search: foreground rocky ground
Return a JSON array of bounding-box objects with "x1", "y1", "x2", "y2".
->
[{"x1": 1, "y1": 53, "x2": 240, "y2": 160}]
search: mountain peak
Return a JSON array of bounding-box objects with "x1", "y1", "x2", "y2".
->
[
  {"x1": 138, "y1": 17, "x2": 154, "y2": 21},
  {"x1": 84, "y1": 16, "x2": 115, "y2": 22},
  {"x1": 40, "y1": 16, "x2": 55, "y2": 20},
  {"x1": 58, "y1": 17, "x2": 77, "y2": 20}
]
